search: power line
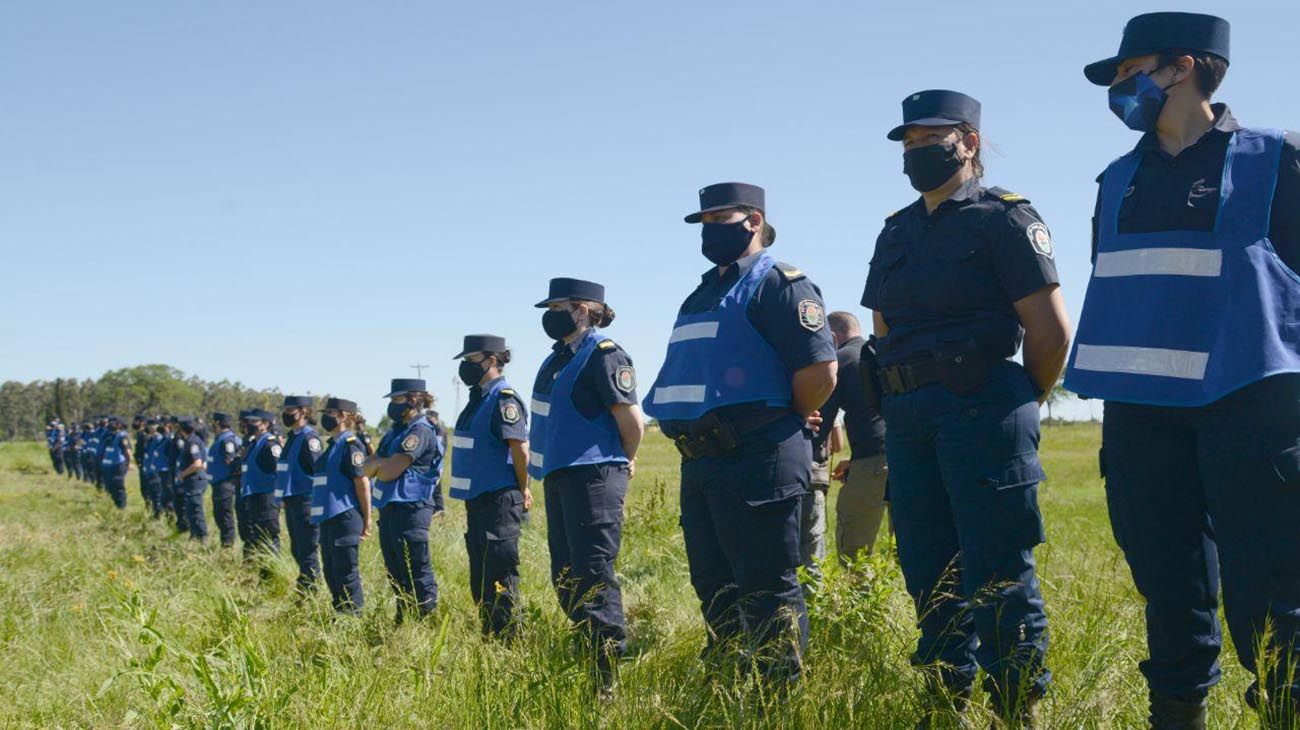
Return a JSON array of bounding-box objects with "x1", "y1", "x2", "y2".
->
[{"x1": 410, "y1": 363, "x2": 430, "y2": 380}]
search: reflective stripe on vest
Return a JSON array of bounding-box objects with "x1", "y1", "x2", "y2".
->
[{"x1": 449, "y1": 379, "x2": 518, "y2": 500}]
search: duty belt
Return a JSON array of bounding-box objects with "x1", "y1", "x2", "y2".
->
[
  {"x1": 877, "y1": 358, "x2": 943, "y2": 396},
  {"x1": 671, "y1": 408, "x2": 790, "y2": 461}
]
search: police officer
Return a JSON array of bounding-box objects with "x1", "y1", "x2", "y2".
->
[
  {"x1": 64, "y1": 423, "x2": 82, "y2": 482},
  {"x1": 277, "y1": 396, "x2": 323, "y2": 593},
  {"x1": 239, "y1": 409, "x2": 282, "y2": 559},
  {"x1": 207, "y1": 412, "x2": 242, "y2": 548},
  {"x1": 131, "y1": 414, "x2": 146, "y2": 487},
  {"x1": 91, "y1": 417, "x2": 108, "y2": 492},
  {"x1": 311, "y1": 397, "x2": 371, "y2": 614},
  {"x1": 364, "y1": 378, "x2": 444, "y2": 623},
  {"x1": 157, "y1": 417, "x2": 179, "y2": 524},
  {"x1": 1069, "y1": 13, "x2": 1300, "y2": 727},
  {"x1": 138, "y1": 419, "x2": 164, "y2": 517},
  {"x1": 425, "y1": 410, "x2": 447, "y2": 517},
  {"x1": 165, "y1": 416, "x2": 191, "y2": 532},
  {"x1": 78, "y1": 422, "x2": 96, "y2": 484},
  {"x1": 822, "y1": 311, "x2": 889, "y2": 568},
  {"x1": 863, "y1": 91, "x2": 1070, "y2": 724},
  {"x1": 98, "y1": 416, "x2": 131, "y2": 509},
  {"x1": 46, "y1": 419, "x2": 65, "y2": 475},
  {"x1": 531, "y1": 278, "x2": 643, "y2": 689},
  {"x1": 643, "y1": 182, "x2": 838, "y2": 684},
  {"x1": 175, "y1": 417, "x2": 209, "y2": 542},
  {"x1": 449, "y1": 336, "x2": 530, "y2": 638}
]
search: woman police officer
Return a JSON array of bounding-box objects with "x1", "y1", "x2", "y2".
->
[
  {"x1": 861, "y1": 90, "x2": 1070, "y2": 725},
  {"x1": 363, "y1": 378, "x2": 444, "y2": 623},
  {"x1": 450, "y1": 334, "x2": 531, "y2": 639},
  {"x1": 530, "y1": 278, "x2": 644, "y2": 690},
  {"x1": 311, "y1": 397, "x2": 371, "y2": 614}
]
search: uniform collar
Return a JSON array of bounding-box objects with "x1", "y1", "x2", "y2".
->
[
  {"x1": 473, "y1": 375, "x2": 505, "y2": 394},
  {"x1": 910, "y1": 177, "x2": 982, "y2": 217},
  {"x1": 701, "y1": 250, "x2": 765, "y2": 283},
  {"x1": 1135, "y1": 103, "x2": 1238, "y2": 155}
]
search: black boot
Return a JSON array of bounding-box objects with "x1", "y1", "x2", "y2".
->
[{"x1": 1148, "y1": 694, "x2": 1207, "y2": 730}]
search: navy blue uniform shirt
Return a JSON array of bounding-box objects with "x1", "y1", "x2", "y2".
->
[
  {"x1": 252, "y1": 434, "x2": 282, "y2": 473},
  {"x1": 1090, "y1": 104, "x2": 1300, "y2": 273},
  {"x1": 862, "y1": 179, "x2": 1059, "y2": 366},
  {"x1": 283, "y1": 428, "x2": 322, "y2": 475},
  {"x1": 318, "y1": 434, "x2": 367, "y2": 479},
  {"x1": 455, "y1": 377, "x2": 529, "y2": 442},
  {"x1": 818, "y1": 335, "x2": 886, "y2": 459},
  {"x1": 532, "y1": 337, "x2": 638, "y2": 420}
]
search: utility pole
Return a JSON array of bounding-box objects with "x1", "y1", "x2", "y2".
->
[{"x1": 411, "y1": 363, "x2": 430, "y2": 380}]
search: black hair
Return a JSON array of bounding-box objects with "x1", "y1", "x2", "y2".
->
[{"x1": 1157, "y1": 49, "x2": 1229, "y2": 98}]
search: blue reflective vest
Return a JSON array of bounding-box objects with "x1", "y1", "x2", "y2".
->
[
  {"x1": 450, "y1": 379, "x2": 519, "y2": 500},
  {"x1": 311, "y1": 431, "x2": 360, "y2": 524},
  {"x1": 93, "y1": 428, "x2": 108, "y2": 461},
  {"x1": 528, "y1": 331, "x2": 627, "y2": 480},
  {"x1": 207, "y1": 430, "x2": 241, "y2": 483},
  {"x1": 1067, "y1": 128, "x2": 1300, "y2": 406},
  {"x1": 274, "y1": 426, "x2": 317, "y2": 499},
  {"x1": 142, "y1": 434, "x2": 164, "y2": 476},
  {"x1": 240, "y1": 433, "x2": 277, "y2": 497},
  {"x1": 372, "y1": 417, "x2": 441, "y2": 508},
  {"x1": 100, "y1": 432, "x2": 127, "y2": 470},
  {"x1": 643, "y1": 253, "x2": 793, "y2": 421}
]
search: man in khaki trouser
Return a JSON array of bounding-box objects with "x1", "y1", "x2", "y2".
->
[{"x1": 822, "y1": 312, "x2": 889, "y2": 566}]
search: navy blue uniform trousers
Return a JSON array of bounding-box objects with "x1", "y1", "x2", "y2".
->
[
  {"x1": 1103, "y1": 374, "x2": 1300, "y2": 705},
  {"x1": 466, "y1": 488, "x2": 524, "y2": 637},
  {"x1": 49, "y1": 449, "x2": 64, "y2": 474},
  {"x1": 378, "y1": 499, "x2": 438, "y2": 619},
  {"x1": 241, "y1": 492, "x2": 280, "y2": 557},
  {"x1": 282, "y1": 494, "x2": 321, "y2": 591},
  {"x1": 140, "y1": 474, "x2": 161, "y2": 517},
  {"x1": 544, "y1": 462, "x2": 629, "y2": 663},
  {"x1": 679, "y1": 414, "x2": 809, "y2": 681},
  {"x1": 210, "y1": 479, "x2": 238, "y2": 547},
  {"x1": 883, "y1": 362, "x2": 1050, "y2": 705},
  {"x1": 178, "y1": 477, "x2": 207, "y2": 541},
  {"x1": 101, "y1": 465, "x2": 127, "y2": 509},
  {"x1": 320, "y1": 508, "x2": 365, "y2": 614}
]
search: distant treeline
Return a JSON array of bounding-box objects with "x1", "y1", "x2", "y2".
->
[{"x1": 0, "y1": 365, "x2": 284, "y2": 441}]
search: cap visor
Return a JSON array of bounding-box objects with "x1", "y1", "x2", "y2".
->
[
  {"x1": 886, "y1": 117, "x2": 966, "y2": 141},
  {"x1": 534, "y1": 296, "x2": 568, "y2": 308},
  {"x1": 684, "y1": 204, "x2": 744, "y2": 223},
  {"x1": 1084, "y1": 56, "x2": 1121, "y2": 86},
  {"x1": 382, "y1": 388, "x2": 410, "y2": 397}
]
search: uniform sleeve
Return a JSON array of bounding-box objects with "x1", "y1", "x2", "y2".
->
[
  {"x1": 299, "y1": 434, "x2": 323, "y2": 474},
  {"x1": 258, "y1": 440, "x2": 281, "y2": 471},
  {"x1": 990, "y1": 203, "x2": 1061, "y2": 302},
  {"x1": 396, "y1": 427, "x2": 433, "y2": 461},
  {"x1": 187, "y1": 439, "x2": 205, "y2": 464},
  {"x1": 860, "y1": 226, "x2": 894, "y2": 309},
  {"x1": 1268, "y1": 132, "x2": 1300, "y2": 274},
  {"x1": 339, "y1": 441, "x2": 367, "y2": 479},
  {"x1": 223, "y1": 437, "x2": 240, "y2": 464},
  {"x1": 750, "y1": 270, "x2": 838, "y2": 373},
  {"x1": 582, "y1": 345, "x2": 639, "y2": 409},
  {"x1": 491, "y1": 393, "x2": 529, "y2": 441}
]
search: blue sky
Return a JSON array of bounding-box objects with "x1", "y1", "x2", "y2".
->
[{"x1": 3, "y1": 1, "x2": 1297, "y2": 422}]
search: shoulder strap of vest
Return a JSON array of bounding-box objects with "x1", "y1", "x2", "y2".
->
[{"x1": 773, "y1": 261, "x2": 806, "y2": 282}]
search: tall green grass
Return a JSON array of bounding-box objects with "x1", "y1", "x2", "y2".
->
[{"x1": 0, "y1": 427, "x2": 1254, "y2": 728}]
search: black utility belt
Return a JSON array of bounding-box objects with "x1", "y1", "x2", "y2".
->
[
  {"x1": 877, "y1": 343, "x2": 998, "y2": 398},
  {"x1": 671, "y1": 408, "x2": 789, "y2": 462}
]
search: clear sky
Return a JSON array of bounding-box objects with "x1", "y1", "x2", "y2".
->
[{"x1": 3, "y1": 0, "x2": 1297, "y2": 422}]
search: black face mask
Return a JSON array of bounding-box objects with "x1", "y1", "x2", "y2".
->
[
  {"x1": 902, "y1": 141, "x2": 965, "y2": 192},
  {"x1": 387, "y1": 401, "x2": 410, "y2": 423},
  {"x1": 458, "y1": 359, "x2": 486, "y2": 386},
  {"x1": 700, "y1": 219, "x2": 753, "y2": 266},
  {"x1": 242, "y1": 424, "x2": 257, "y2": 438},
  {"x1": 319, "y1": 413, "x2": 339, "y2": 432},
  {"x1": 281, "y1": 412, "x2": 297, "y2": 428},
  {"x1": 542, "y1": 309, "x2": 578, "y2": 340}
]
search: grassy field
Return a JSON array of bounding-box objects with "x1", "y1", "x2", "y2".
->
[{"x1": 0, "y1": 424, "x2": 1256, "y2": 728}]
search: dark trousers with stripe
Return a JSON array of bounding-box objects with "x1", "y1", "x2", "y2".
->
[
  {"x1": 320, "y1": 509, "x2": 365, "y2": 614},
  {"x1": 282, "y1": 494, "x2": 320, "y2": 591}
]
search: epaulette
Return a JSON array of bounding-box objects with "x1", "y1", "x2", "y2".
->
[
  {"x1": 597, "y1": 339, "x2": 617, "y2": 351},
  {"x1": 345, "y1": 436, "x2": 356, "y2": 443},
  {"x1": 500, "y1": 388, "x2": 516, "y2": 397},
  {"x1": 885, "y1": 208, "x2": 904, "y2": 221},
  {"x1": 987, "y1": 186, "x2": 1030, "y2": 205},
  {"x1": 773, "y1": 262, "x2": 806, "y2": 282}
]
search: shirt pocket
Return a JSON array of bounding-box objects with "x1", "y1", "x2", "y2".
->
[{"x1": 866, "y1": 246, "x2": 909, "y2": 311}]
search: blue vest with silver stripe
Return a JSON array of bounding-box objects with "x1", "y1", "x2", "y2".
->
[
  {"x1": 643, "y1": 252, "x2": 793, "y2": 421},
  {"x1": 371, "y1": 417, "x2": 441, "y2": 508},
  {"x1": 1066, "y1": 128, "x2": 1300, "y2": 406},
  {"x1": 240, "y1": 433, "x2": 277, "y2": 496},
  {"x1": 100, "y1": 432, "x2": 127, "y2": 470},
  {"x1": 142, "y1": 434, "x2": 163, "y2": 475},
  {"x1": 207, "y1": 430, "x2": 240, "y2": 483},
  {"x1": 275, "y1": 426, "x2": 317, "y2": 499},
  {"x1": 311, "y1": 431, "x2": 359, "y2": 524},
  {"x1": 528, "y1": 331, "x2": 627, "y2": 480},
  {"x1": 450, "y1": 379, "x2": 518, "y2": 500}
]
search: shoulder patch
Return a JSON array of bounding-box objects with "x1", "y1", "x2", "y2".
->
[
  {"x1": 500, "y1": 400, "x2": 521, "y2": 424},
  {"x1": 270, "y1": 443, "x2": 283, "y2": 458},
  {"x1": 597, "y1": 339, "x2": 617, "y2": 351},
  {"x1": 1026, "y1": 222, "x2": 1054, "y2": 259},
  {"x1": 351, "y1": 451, "x2": 366, "y2": 468},
  {"x1": 401, "y1": 434, "x2": 420, "y2": 452},
  {"x1": 797, "y1": 299, "x2": 825, "y2": 332},
  {"x1": 189, "y1": 444, "x2": 201, "y2": 456},
  {"x1": 774, "y1": 262, "x2": 806, "y2": 282},
  {"x1": 307, "y1": 437, "x2": 323, "y2": 454},
  {"x1": 224, "y1": 441, "x2": 236, "y2": 454},
  {"x1": 615, "y1": 365, "x2": 636, "y2": 393}
]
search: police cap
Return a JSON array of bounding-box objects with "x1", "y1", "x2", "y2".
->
[
  {"x1": 324, "y1": 397, "x2": 358, "y2": 412},
  {"x1": 535, "y1": 277, "x2": 606, "y2": 308},
  {"x1": 684, "y1": 182, "x2": 765, "y2": 223},
  {"x1": 452, "y1": 335, "x2": 507, "y2": 360},
  {"x1": 1085, "y1": 12, "x2": 1230, "y2": 86},
  {"x1": 383, "y1": 378, "x2": 427, "y2": 397},
  {"x1": 281, "y1": 395, "x2": 313, "y2": 409},
  {"x1": 887, "y1": 90, "x2": 981, "y2": 141}
]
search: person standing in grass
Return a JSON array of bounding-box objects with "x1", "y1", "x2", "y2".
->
[
  {"x1": 64, "y1": 422, "x2": 81, "y2": 482},
  {"x1": 206, "y1": 412, "x2": 242, "y2": 549},
  {"x1": 276, "y1": 396, "x2": 323, "y2": 594},
  {"x1": 138, "y1": 419, "x2": 164, "y2": 519},
  {"x1": 174, "y1": 417, "x2": 209, "y2": 542},
  {"x1": 530, "y1": 278, "x2": 643, "y2": 694},
  {"x1": 98, "y1": 416, "x2": 131, "y2": 510},
  {"x1": 863, "y1": 90, "x2": 1070, "y2": 726},
  {"x1": 239, "y1": 409, "x2": 283, "y2": 559},
  {"x1": 45, "y1": 419, "x2": 64, "y2": 475},
  {"x1": 165, "y1": 416, "x2": 190, "y2": 533},
  {"x1": 643, "y1": 182, "x2": 837, "y2": 686},
  {"x1": 311, "y1": 397, "x2": 371, "y2": 615},
  {"x1": 364, "y1": 378, "x2": 443, "y2": 623},
  {"x1": 449, "y1": 336, "x2": 531, "y2": 639},
  {"x1": 1069, "y1": 12, "x2": 1300, "y2": 728}
]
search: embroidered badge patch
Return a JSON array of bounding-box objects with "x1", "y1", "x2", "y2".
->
[
  {"x1": 351, "y1": 451, "x2": 366, "y2": 467},
  {"x1": 615, "y1": 366, "x2": 636, "y2": 393},
  {"x1": 270, "y1": 444, "x2": 283, "y2": 458},
  {"x1": 501, "y1": 402, "x2": 521, "y2": 424},
  {"x1": 189, "y1": 444, "x2": 201, "y2": 456},
  {"x1": 797, "y1": 299, "x2": 825, "y2": 331},
  {"x1": 224, "y1": 441, "x2": 236, "y2": 454},
  {"x1": 401, "y1": 434, "x2": 420, "y2": 452},
  {"x1": 308, "y1": 437, "x2": 322, "y2": 454},
  {"x1": 1026, "y1": 222, "x2": 1053, "y2": 259}
]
